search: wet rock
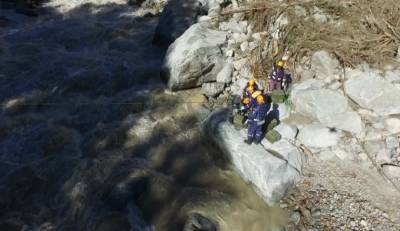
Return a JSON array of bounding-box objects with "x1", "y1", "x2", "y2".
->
[
  {"x1": 298, "y1": 125, "x2": 341, "y2": 148},
  {"x1": 202, "y1": 82, "x2": 225, "y2": 97},
  {"x1": 345, "y1": 71, "x2": 400, "y2": 116},
  {"x1": 205, "y1": 109, "x2": 303, "y2": 204},
  {"x1": 0, "y1": 221, "x2": 23, "y2": 231},
  {"x1": 183, "y1": 213, "x2": 218, "y2": 231},
  {"x1": 162, "y1": 23, "x2": 227, "y2": 90},
  {"x1": 153, "y1": 0, "x2": 208, "y2": 47},
  {"x1": 95, "y1": 213, "x2": 131, "y2": 231}
]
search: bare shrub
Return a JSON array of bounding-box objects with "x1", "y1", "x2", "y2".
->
[{"x1": 221, "y1": 0, "x2": 400, "y2": 76}]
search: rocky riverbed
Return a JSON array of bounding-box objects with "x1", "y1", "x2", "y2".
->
[{"x1": 2, "y1": 0, "x2": 400, "y2": 230}]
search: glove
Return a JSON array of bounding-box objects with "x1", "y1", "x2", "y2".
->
[
  {"x1": 257, "y1": 120, "x2": 265, "y2": 126},
  {"x1": 240, "y1": 106, "x2": 245, "y2": 110}
]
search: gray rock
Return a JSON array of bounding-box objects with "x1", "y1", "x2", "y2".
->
[
  {"x1": 204, "y1": 109, "x2": 303, "y2": 204},
  {"x1": 383, "y1": 165, "x2": 400, "y2": 179},
  {"x1": 261, "y1": 139, "x2": 304, "y2": 173},
  {"x1": 384, "y1": 118, "x2": 400, "y2": 135},
  {"x1": 311, "y1": 50, "x2": 340, "y2": 81},
  {"x1": 162, "y1": 23, "x2": 227, "y2": 90},
  {"x1": 331, "y1": 149, "x2": 352, "y2": 161},
  {"x1": 291, "y1": 89, "x2": 363, "y2": 134},
  {"x1": 153, "y1": 0, "x2": 208, "y2": 47},
  {"x1": 385, "y1": 70, "x2": 400, "y2": 83},
  {"x1": 376, "y1": 149, "x2": 392, "y2": 164},
  {"x1": 344, "y1": 71, "x2": 400, "y2": 116},
  {"x1": 216, "y1": 63, "x2": 233, "y2": 83},
  {"x1": 291, "y1": 79, "x2": 324, "y2": 93},
  {"x1": 297, "y1": 125, "x2": 341, "y2": 148},
  {"x1": 273, "y1": 123, "x2": 298, "y2": 141},
  {"x1": 317, "y1": 150, "x2": 338, "y2": 161},
  {"x1": 201, "y1": 82, "x2": 225, "y2": 97},
  {"x1": 219, "y1": 19, "x2": 247, "y2": 33},
  {"x1": 386, "y1": 136, "x2": 399, "y2": 149}
]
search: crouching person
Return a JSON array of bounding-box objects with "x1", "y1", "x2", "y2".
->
[{"x1": 245, "y1": 95, "x2": 268, "y2": 145}]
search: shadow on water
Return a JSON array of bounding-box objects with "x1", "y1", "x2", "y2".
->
[{"x1": 0, "y1": 2, "x2": 287, "y2": 231}]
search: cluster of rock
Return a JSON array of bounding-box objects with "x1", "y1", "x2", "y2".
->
[
  {"x1": 204, "y1": 109, "x2": 304, "y2": 205},
  {"x1": 159, "y1": 0, "x2": 272, "y2": 99},
  {"x1": 292, "y1": 50, "x2": 400, "y2": 186},
  {"x1": 283, "y1": 183, "x2": 400, "y2": 231}
]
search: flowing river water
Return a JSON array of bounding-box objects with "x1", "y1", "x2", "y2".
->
[{"x1": 0, "y1": 2, "x2": 287, "y2": 230}]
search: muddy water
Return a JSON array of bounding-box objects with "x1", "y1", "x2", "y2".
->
[{"x1": 0, "y1": 2, "x2": 287, "y2": 230}]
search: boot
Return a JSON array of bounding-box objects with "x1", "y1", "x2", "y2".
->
[{"x1": 244, "y1": 139, "x2": 253, "y2": 145}]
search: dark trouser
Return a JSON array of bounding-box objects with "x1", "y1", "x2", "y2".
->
[
  {"x1": 247, "y1": 120, "x2": 263, "y2": 142},
  {"x1": 269, "y1": 79, "x2": 282, "y2": 91}
]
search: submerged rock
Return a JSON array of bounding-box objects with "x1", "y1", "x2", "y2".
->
[
  {"x1": 183, "y1": 213, "x2": 218, "y2": 231},
  {"x1": 162, "y1": 23, "x2": 227, "y2": 90},
  {"x1": 204, "y1": 109, "x2": 303, "y2": 204}
]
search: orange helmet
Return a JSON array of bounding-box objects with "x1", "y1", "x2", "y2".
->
[
  {"x1": 242, "y1": 97, "x2": 251, "y2": 104},
  {"x1": 257, "y1": 95, "x2": 265, "y2": 104}
]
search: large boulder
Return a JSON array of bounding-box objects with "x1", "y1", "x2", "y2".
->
[
  {"x1": 204, "y1": 109, "x2": 303, "y2": 204},
  {"x1": 345, "y1": 71, "x2": 400, "y2": 116},
  {"x1": 153, "y1": 0, "x2": 208, "y2": 47},
  {"x1": 297, "y1": 124, "x2": 342, "y2": 148},
  {"x1": 162, "y1": 23, "x2": 227, "y2": 90},
  {"x1": 310, "y1": 50, "x2": 341, "y2": 81},
  {"x1": 291, "y1": 89, "x2": 363, "y2": 134}
]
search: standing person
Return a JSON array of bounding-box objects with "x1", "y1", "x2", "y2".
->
[
  {"x1": 245, "y1": 95, "x2": 268, "y2": 145},
  {"x1": 268, "y1": 60, "x2": 285, "y2": 92}
]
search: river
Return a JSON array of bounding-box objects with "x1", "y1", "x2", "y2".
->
[{"x1": 0, "y1": 1, "x2": 287, "y2": 230}]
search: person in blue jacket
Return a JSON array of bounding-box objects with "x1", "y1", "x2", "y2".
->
[{"x1": 245, "y1": 95, "x2": 268, "y2": 145}]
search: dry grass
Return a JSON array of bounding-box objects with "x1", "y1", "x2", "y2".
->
[{"x1": 222, "y1": 0, "x2": 400, "y2": 77}]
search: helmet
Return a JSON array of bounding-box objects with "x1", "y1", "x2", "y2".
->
[
  {"x1": 252, "y1": 90, "x2": 262, "y2": 98},
  {"x1": 242, "y1": 97, "x2": 251, "y2": 104},
  {"x1": 249, "y1": 79, "x2": 255, "y2": 86},
  {"x1": 247, "y1": 86, "x2": 254, "y2": 94},
  {"x1": 277, "y1": 60, "x2": 284, "y2": 67},
  {"x1": 257, "y1": 95, "x2": 264, "y2": 104}
]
